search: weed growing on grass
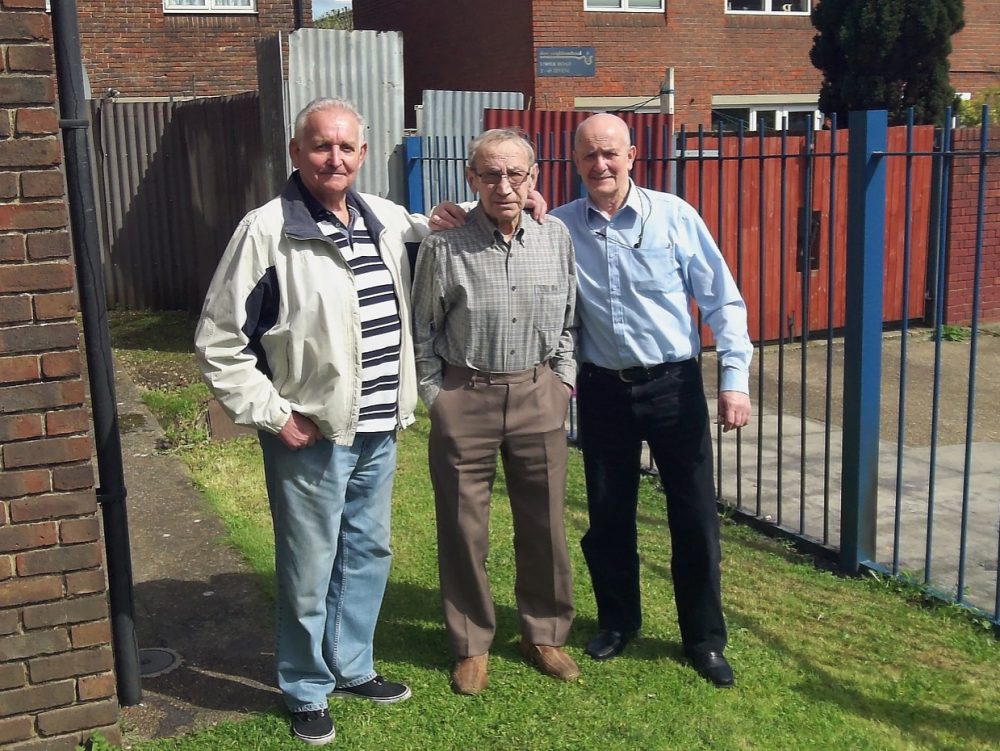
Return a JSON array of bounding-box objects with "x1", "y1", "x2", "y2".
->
[
  {"x1": 142, "y1": 382, "x2": 212, "y2": 450},
  {"x1": 938, "y1": 324, "x2": 972, "y2": 342},
  {"x1": 863, "y1": 569, "x2": 997, "y2": 634},
  {"x1": 76, "y1": 732, "x2": 116, "y2": 751}
]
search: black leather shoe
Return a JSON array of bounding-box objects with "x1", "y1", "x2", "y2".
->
[
  {"x1": 585, "y1": 629, "x2": 637, "y2": 661},
  {"x1": 690, "y1": 651, "x2": 734, "y2": 687}
]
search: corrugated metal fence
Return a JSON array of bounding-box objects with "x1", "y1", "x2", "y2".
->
[
  {"x1": 90, "y1": 94, "x2": 271, "y2": 311},
  {"x1": 286, "y1": 28, "x2": 405, "y2": 202},
  {"x1": 418, "y1": 89, "x2": 524, "y2": 208}
]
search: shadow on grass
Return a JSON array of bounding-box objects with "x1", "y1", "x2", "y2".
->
[
  {"x1": 376, "y1": 580, "x2": 545, "y2": 669},
  {"x1": 375, "y1": 581, "x2": 688, "y2": 671},
  {"x1": 728, "y1": 604, "x2": 1000, "y2": 748},
  {"x1": 108, "y1": 309, "x2": 199, "y2": 353}
]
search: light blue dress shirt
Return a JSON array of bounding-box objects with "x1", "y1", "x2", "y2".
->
[{"x1": 551, "y1": 180, "x2": 752, "y2": 394}]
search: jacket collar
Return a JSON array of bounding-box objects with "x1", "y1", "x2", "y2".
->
[{"x1": 280, "y1": 172, "x2": 387, "y2": 246}]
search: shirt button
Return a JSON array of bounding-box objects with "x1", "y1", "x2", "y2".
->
[
  {"x1": 512, "y1": 317, "x2": 517, "y2": 323},
  {"x1": 511, "y1": 285, "x2": 517, "y2": 291},
  {"x1": 510, "y1": 349, "x2": 516, "y2": 355}
]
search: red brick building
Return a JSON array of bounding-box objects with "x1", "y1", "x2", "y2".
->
[
  {"x1": 76, "y1": 0, "x2": 311, "y2": 99},
  {"x1": 2, "y1": 1, "x2": 122, "y2": 747},
  {"x1": 355, "y1": 0, "x2": 1000, "y2": 131},
  {"x1": 950, "y1": 0, "x2": 1000, "y2": 97}
]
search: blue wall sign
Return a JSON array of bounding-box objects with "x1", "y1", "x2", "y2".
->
[{"x1": 537, "y1": 47, "x2": 596, "y2": 77}]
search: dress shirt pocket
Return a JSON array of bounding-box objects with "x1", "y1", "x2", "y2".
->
[
  {"x1": 632, "y1": 243, "x2": 684, "y2": 295},
  {"x1": 531, "y1": 283, "x2": 568, "y2": 357},
  {"x1": 533, "y1": 284, "x2": 567, "y2": 333}
]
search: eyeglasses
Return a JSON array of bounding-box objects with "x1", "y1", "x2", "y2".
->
[{"x1": 474, "y1": 170, "x2": 531, "y2": 188}]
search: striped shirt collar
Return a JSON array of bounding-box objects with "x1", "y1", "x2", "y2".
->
[
  {"x1": 295, "y1": 172, "x2": 358, "y2": 229},
  {"x1": 280, "y1": 172, "x2": 387, "y2": 247}
]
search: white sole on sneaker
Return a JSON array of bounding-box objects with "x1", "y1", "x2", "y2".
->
[
  {"x1": 294, "y1": 727, "x2": 335, "y2": 746},
  {"x1": 330, "y1": 685, "x2": 412, "y2": 704}
]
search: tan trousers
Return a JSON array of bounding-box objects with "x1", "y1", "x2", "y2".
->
[{"x1": 429, "y1": 362, "x2": 575, "y2": 658}]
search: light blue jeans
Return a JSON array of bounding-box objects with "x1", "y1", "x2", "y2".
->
[{"x1": 259, "y1": 430, "x2": 396, "y2": 713}]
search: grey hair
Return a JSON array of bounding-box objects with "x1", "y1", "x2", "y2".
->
[
  {"x1": 293, "y1": 97, "x2": 366, "y2": 140},
  {"x1": 466, "y1": 128, "x2": 535, "y2": 171}
]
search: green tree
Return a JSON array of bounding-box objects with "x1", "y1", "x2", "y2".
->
[
  {"x1": 810, "y1": 0, "x2": 964, "y2": 125},
  {"x1": 315, "y1": 8, "x2": 353, "y2": 30},
  {"x1": 956, "y1": 87, "x2": 1000, "y2": 127}
]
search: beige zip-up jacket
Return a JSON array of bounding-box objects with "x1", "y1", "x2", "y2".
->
[{"x1": 194, "y1": 174, "x2": 429, "y2": 445}]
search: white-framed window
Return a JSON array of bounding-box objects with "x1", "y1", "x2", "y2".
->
[
  {"x1": 585, "y1": 0, "x2": 664, "y2": 12},
  {"x1": 726, "y1": 1, "x2": 811, "y2": 14},
  {"x1": 163, "y1": 0, "x2": 256, "y2": 13},
  {"x1": 712, "y1": 105, "x2": 821, "y2": 133},
  {"x1": 711, "y1": 95, "x2": 821, "y2": 132}
]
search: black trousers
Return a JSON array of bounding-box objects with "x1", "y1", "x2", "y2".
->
[{"x1": 577, "y1": 359, "x2": 726, "y2": 657}]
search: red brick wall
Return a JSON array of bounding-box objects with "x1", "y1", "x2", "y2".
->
[
  {"x1": 357, "y1": 0, "x2": 999, "y2": 130},
  {"x1": 1, "y1": 1, "x2": 121, "y2": 748},
  {"x1": 355, "y1": 0, "x2": 818, "y2": 129},
  {"x1": 949, "y1": 0, "x2": 1000, "y2": 97},
  {"x1": 77, "y1": 0, "x2": 309, "y2": 98},
  {"x1": 531, "y1": 1, "x2": 820, "y2": 127},
  {"x1": 353, "y1": 0, "x2": 534, "y2": 128},
  {"x1": 945, "y1": 126, "x2": 1000, "y2": 325}
]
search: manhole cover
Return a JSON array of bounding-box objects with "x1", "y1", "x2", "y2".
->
[{"x1": 139, "y1": 647, "x2": 182, "y2": 678}]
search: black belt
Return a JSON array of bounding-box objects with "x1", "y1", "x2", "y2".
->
[{"x1": 582, "y1": 360, "x2": 687, "y2": 384}]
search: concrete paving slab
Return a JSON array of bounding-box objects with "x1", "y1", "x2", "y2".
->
[
  {"x1": 106, "y1": 359, "x2": 280, "y2": 744},
  {"x1": 707, "y1": 398, "x2": 1000, "y2": 616}
]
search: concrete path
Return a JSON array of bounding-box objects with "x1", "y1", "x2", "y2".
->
[
  {"x1": 708, "y1": 405, "x2": 1000, "y2": 616},
  {"x1": 108, "y1": 361, "x2": 279, "y2": 743}
]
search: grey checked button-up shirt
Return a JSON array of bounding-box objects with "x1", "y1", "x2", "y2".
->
[{"x1": 412, "y1": 206, "x2": 577, "y2": 407}]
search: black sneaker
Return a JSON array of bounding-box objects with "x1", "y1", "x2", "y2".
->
[
  {"x1": 331, "y1": 675, "x2": 412, "y2": 704},
  {"x1": 291, "y1": 708, "x2": 335, "y2": 746}
]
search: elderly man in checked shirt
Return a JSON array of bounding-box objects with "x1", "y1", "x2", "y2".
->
[{"x1": 412, "y1": 128, "x2": 579, "y2": 696}]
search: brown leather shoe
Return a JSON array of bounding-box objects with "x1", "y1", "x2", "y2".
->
[
  {"x1": 451, "y1": 653, "x2": 488, "y2": 695},
  {"x1": 519, "y1": 639, "x2": 581, "y2": 681}
]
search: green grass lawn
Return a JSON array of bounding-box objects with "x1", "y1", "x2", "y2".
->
[{"x1": 108, "y1": 311, "x2": 999, "y2": 751}]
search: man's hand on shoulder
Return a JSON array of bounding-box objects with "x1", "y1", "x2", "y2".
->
[
  {"x1": 278, "y1": 411, "x2": 322, "y2": 449},
  {"x1": 429, "y1": 201, "x2": 467, "y2": 231},
  {"x1": 526, "y1": 189, "x2": 548, "y2": 222},
  {"x1": 717, "y1": 391, "x2": 751, "y2": 433}
]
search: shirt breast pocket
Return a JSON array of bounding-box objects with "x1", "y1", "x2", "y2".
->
[
  {"x1": 632, "y1": 243, "x2": 684, "y2": 295},
  {"x1": 534, "y1": 283, "x2": 567, "y2": 334}
]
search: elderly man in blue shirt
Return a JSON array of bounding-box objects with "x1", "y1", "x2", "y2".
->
[{"x1": 549, "y1": 112, "x2": 753, "y2": 688}]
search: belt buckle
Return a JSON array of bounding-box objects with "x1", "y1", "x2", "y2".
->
[{"x1": 618, "y1": 367, "x2": 641, "y2": 383}]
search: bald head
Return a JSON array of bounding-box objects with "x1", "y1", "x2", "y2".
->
[
  {"x1": 574, "y1": 113, "x2": 632, "y2": 151},
  {"x1": 573, "y1": 113, "x2": 637, "y2": 211}
]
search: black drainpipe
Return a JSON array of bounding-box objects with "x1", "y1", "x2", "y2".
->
[
  {"x1": 50, "y1": 1, "x2": 142, "y2": 706},
  {"x1": 294, "y1": 0, "x2": 304, "y2": 29}
]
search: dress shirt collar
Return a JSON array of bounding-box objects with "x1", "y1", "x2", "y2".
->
[
  {"x1": 469, "y1": 203, "x2": 527, "y2": 244},
  {"x1": 584, "y1": 178, "x2": 642, "y2": 227}
]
